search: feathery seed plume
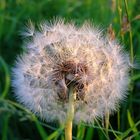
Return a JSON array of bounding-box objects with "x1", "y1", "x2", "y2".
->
[{"x1": 12, "y1": 19, "x2": 130, "y2": 124}]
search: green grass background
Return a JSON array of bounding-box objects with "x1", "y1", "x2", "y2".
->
[{"x1": 0, "y1": 0, "x2": 140, "y2": 139}]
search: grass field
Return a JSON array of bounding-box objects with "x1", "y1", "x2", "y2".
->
[{"x1": 0, "y1": 0, "x2": 140, "y2": 140}]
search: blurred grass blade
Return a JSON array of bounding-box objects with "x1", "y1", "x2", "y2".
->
[
  {"x1": 61, "y1": 135, "x2": 65, "y2": 140},
  {"x1": 118, "y1": 119, "x2": 140, "y2": 139},
  {"x1": 32, "y1": 115, "x2": 48, "y2": 140},
  {"x1": 117, "y1": 111, "x2": 120, "y2": 131},
  {"x1": 127, "y1": 110, "x2": 138, "y2": 133},
  {"x1": 127, "y1": 132, "x2": 140, "y2": 140},
  {"x1": 76, "y1": 123, "x2": 86, "y2": 140},
  {"x1": 85, "y1": 127, "x2": 94, "y2": 140},
  {"x1": 2, "y1": 114, "x2": 11, "y2": 140},
  {"x1": 0, "y1": 56, "x2": 10, "y2": 99},
  {"x1": 82, "y1": 123, "x2": 122, "y2": 135},
  {"x1": 95, "y1": 119, "x2": 109, "y2": 140},
  {"x1": 124, "y1": 0, "x2": 134, "y2": 64},
  {"x1": 47, "y1": 126, "x2": 64, "y2": 140},
  {"x1": 132, "y1": 14, "x2": 140, "y2": 21},
  {"x1": 131, "y1": 74, "x2": 140, "y2": 81},
  {"x1": 98, "y1": 129, "x2": 106, "y2": 140},
  {"x1": 127, "y1": 110, "x2": 140, "y2": 140},
  {"x1": 109, "y1": 123, "x2": 120, "y2": 140},
  {"x1": 3, "y1": 99, "x2": 48, "y2": 140}
]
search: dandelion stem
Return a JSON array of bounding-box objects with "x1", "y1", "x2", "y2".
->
[
  {"x1": 65, "y1": 85, "x2": 75, "y2": 140},
  {"x1": 105, "y1": 110, "x2": 110, "y2": 139}
]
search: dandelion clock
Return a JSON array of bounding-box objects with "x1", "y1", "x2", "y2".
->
[{"x1": 12, "y1": 19, "x2": 130, "y2": 140}]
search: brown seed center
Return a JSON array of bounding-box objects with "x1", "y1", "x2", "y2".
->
[{"x1": 51, "y1": 60, "x2": 90, "y2": 101}]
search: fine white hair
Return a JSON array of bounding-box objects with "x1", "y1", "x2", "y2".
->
[{"x1": 12, "y1": 19, "x2": 130, "y2": 124}]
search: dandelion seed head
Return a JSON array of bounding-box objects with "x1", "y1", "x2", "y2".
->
[{"x1": 12, "y1": 19, "x2": 130, "y2": 123}]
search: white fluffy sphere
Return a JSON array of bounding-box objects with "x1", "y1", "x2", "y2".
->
[{"x1": 12, "y1": 19, "x2": 130, "y2": 123}]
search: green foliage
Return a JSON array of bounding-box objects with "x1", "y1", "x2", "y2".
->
[{"x1": 0, "y1": 0, "x2": 140, "y2": 139}]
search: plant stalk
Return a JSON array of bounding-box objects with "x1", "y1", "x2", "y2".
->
[
  {"x1": 65, "y1": 86, "x2": 75, "y2": 140},
  {"x1": 124, "y1": 0, "x2": 134, "y2": 65}
]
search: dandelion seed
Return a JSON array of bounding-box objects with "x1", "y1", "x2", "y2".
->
[
  {"x1": 20, "y1": 20, "x2": 35, "y2": 37},
  {"x1": 12, "y1": 19, "x2": 130, "y2": 124}
]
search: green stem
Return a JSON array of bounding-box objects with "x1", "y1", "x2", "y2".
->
[
  {"x1": 65, "y1": 86, "x2": 75, "y2": 140},
  {"x1": 117, "y1": 110, "x2": 120, "y2": 131},
  {"x1": 2, "y1": 114, "x2": 11, "y2": 140},
  {"x1": 118, "y1": 0, "x2": 124, "y2": 43},
  {"x1": 0, "y1": 57, "x2": 10, "y2": 99},
  {"x1": 124, "y1": 0, "x2": 134, "y2": 112},
  {"x1": 105, "y1": 110, "x2": 110, "y2": 139},
  {"x1": 124, "y1": 0, "x2": 134, "y2": 65}
]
